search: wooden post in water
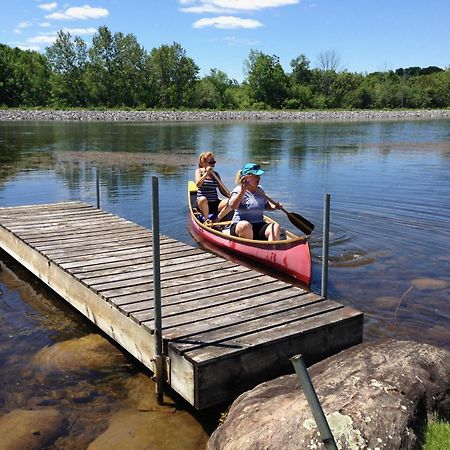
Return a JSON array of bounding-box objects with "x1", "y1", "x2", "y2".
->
[
  {"x1": 96, "y1": 167, "x2": 100, "y2": 209},
  {"x1": 151, "y1": 176, "x2": 164, "y2": 403},
  {"x1": 321, "y1": 193, "x2": 330, "y2": 298}
]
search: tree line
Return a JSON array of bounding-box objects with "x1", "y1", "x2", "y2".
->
[{"x1": 1, "y1": 26, "x2": 449, "y2": 110}]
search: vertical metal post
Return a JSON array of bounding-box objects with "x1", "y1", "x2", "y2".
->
[
  {"x1": 291, "y1": 354, "x2": 338, "y2": 450},
  {"x1": 321, "y1": 193, "x2": 330, "y2": 298},
  {"x1": 96, "y1": 167, "x2": 100, "y2": 209},
  {"x1": 151, "y1": 176, "x2": 163, "y2": 404}
]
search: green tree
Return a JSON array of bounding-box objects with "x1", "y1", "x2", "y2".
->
[
  {"x1": 196, "y1": 69, "x2": 238, "y2": 109},
  {"x1": 110, "y1": 32, "x2": 147, "y2": 107},
  {"x1": 245, "y1": 49, "x2": 289, "y2": 108},
  {"x1": 193, "y1": 78, "x2": 220, "y2": 109},
  {"x1": 0, "y1": 44, "x2": 19, "y2": 105},
  {"x1": 147, "y1": 42, "x2": 199, "y2": 108},
  {"x1": 329, "y1": 71, "x2": 363, "y2": 108},
  {"x1": 0, "y1": 44, "x2": 50, "y2": 106},
  {"x1": 19, "y1": 50, "x2": 51, "y2": 106},
  {"x1": 417, "y1": 70, "x2": 450, "y2": 107},
  {"x1": 349, "y1": 77, "x2": 376, "y2": 109},
  {"x1": 46, "y1": 31, "x2": 88, "y2": 106},
  {"x1": 290, "y1": 54, "x2": 311, "y2": 85},
  {"x1": 87, "y1": 26, "x2": 117, "y2": 106}
]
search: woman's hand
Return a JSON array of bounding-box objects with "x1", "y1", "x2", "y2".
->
[
  {"x1": 274, "y1": 202, "x2": 283, "y2": 210},
  {"x1": 240, "y1": 176, "x2": 249, "y2": 191},
  {"x1": 267, "y1": 201, "x2": 282, "y2": 210}
]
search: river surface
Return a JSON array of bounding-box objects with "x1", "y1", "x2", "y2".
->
[{"x1": 0, "y1": 118, "x2": 449, "y2": 448}]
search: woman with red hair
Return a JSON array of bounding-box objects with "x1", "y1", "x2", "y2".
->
[{"x1": 195, "y1": 151, "x2": 230, "y2": 222}]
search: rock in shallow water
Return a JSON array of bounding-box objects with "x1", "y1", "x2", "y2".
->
[
  {"x1": 32, "y1": 333, "x2": 130, "y2": 375},
  {"x1": 86, "y1": 409, "x2": 208, "y2": 450},
  {"x1": 410, "y1": 278, "x2": 449, "y2": 290},
  {"x1": 0, "y1": 409, "x2": 66, "y2": 450},
  {"x1": 208, "y1": 339, "x2": 450, "y2": 450}
]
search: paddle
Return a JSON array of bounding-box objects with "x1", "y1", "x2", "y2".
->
[{"x1": 255, "y1": 187, "x2": 315, "y2": 236}]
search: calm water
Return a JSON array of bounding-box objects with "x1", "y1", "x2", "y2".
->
[{"x1": 1, "y1": 119, "x2": 449, "y2": 447}]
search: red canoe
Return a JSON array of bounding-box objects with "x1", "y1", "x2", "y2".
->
[{"x1": 188, "y1": 181, "x2": 312, "y2": 284}]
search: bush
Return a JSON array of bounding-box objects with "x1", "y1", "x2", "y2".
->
[
  {"x1": 251, "y1": 101, "x2": 268, "y2": 110},
  {"x1": 283, "y1": 98, "x2": 301, "y2": 109}
]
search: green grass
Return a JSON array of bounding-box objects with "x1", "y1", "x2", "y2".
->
[{"x1": 423, "y1": 419, "x2": 450, "y2": 450}]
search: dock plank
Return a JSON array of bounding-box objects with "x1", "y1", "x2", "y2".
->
[
  {"x1": 117, "y1": 275, "x2": 283, "y2": 315},
  {"x1": 131, "y1": 285, "x2": 306, "y2": 328}
]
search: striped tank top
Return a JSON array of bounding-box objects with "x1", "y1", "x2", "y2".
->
[{"x1": 197, "y1": 177, "x2": 219, "y2": 202}]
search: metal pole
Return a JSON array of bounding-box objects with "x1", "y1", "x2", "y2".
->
[
  {"x1": 321, "y1": 193, "x2": 330, "y2": 298},
  {"x1": 96, "y1": 167, "x2": 100, "y2": 209},
  {"x1": 291, "y1": 354, "x2": 338, "y2": 450},
  {"x1": 151, "y1": 176, "x2": 163, "y2": 403}
]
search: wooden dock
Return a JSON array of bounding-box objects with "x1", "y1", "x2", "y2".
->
[{"x1": 0, "y1": 202, "x2": 363, "y2": 409}]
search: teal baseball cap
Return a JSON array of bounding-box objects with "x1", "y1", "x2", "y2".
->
[{"x1": 242, "y1": 163, "x2": 264, "y2": 176}]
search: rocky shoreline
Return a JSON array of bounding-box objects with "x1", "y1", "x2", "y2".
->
[{"x1": 1, "y1": 108, "x2": 449, "y2": 122}]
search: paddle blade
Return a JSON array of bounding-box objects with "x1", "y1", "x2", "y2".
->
[{"x1": 286, "y1": 211, "x2": 315, "y2": 235}]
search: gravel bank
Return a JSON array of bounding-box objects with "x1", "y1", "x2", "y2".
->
[{"x1": 0, "y1": 109, "x2": 449, "y2": 122}]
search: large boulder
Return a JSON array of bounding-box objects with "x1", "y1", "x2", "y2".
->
[
  {"x1": 209, "y1": 340, "x2": 450, "y2": 450},
  {"x1": 0, "y1": 409, "x2": 66, "y2": 450}
]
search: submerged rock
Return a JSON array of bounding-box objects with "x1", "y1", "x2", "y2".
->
[
  {"x1": 124, "y1": 372, "x2": 176, "y2": 412},
  {"x1": 410, "y1": 278, "x2": 449, "y2": 290},
  {"x1": 32, "y1": 333, "x2": 130, "y2": 375},
  {"x1": 0, "y1": 409, "x2": 66, "y2": 450},
  {"x1": 208, "y1": 339, "x2": 450, "y2": 450},
  {"x1": 87, "y1": 409, "x2": 208, "y2": 450}
]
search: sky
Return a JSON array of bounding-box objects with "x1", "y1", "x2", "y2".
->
[{"x1": 2, "y1": 0, "x2": 449, "y2": 82}]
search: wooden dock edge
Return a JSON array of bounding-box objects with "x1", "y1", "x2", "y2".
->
[
  {"x1": 0, "y1": 224, "x2": 158, "y2": 373},
  {"x1": 175, "y1": 309, "x2": 363, "y2": 410}
]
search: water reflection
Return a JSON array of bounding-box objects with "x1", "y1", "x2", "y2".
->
[{"x1": 0, "y1": 119, "x2": 449, "y2": 446}]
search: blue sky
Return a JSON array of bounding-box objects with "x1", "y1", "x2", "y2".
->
[{"x1": 2, "y1": 1, "x2": 449, "y2": 82}]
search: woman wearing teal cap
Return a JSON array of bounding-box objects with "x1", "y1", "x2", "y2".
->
[{"x1": 227, "y1": 163, "x2": 282, "y2": 241}]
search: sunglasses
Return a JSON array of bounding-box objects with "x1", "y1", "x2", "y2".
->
[{"x1": 207, "y1": 160, "x2": 216, "y2": 164}]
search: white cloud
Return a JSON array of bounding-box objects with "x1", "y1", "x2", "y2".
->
[
  {"x1": 15, "y1": 26, "x2": 97, "y2": 51},
  {"x1": 14, "y1": 21, "x2": 33, "y2": 34},
  {"x1": 180, "y1": 0, "x2": 299, "y2": 13},
  {"x1": 17, "y1": 21, "x2": 33, "y2": 29},
  {"x1": 39, "y1": 22, "x2": 52, "y2": 27},
  {"x1": 38, "y1": 2, "x2": 58, "y2": 11},
  {"x1": 193, "y1": 16, "x2": 263, "y2": 29},
  {"x1": 27, "y1": 34, "x2": 57, "y2": 44},
  {"x1": 46, "y1": 5, "x2": 109, "y2": 20},
  {"x1": 61, "y1": 27, "x2": 97, "y2": 35}
]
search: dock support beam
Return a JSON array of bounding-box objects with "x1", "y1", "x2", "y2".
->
[
  {"x1": 321, "y1": 193, "x2": 330, "y2": 298},
  {"x1": 152, "y1": 176, "x2": 164, "y2": 403}
]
